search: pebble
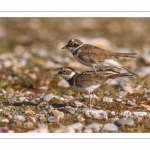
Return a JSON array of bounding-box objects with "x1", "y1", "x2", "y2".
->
[
  {"x1": 37, "y1": 93, "x2": 45, "y2": 99},
  {"x1": 47, "y1": 105, "x2": 54, "y2": 113},
  {"x1": 62, "y1": 95, "x2": 74, "y2": 100},
  {"x1": 37, "y1": 123, "x2": 48, "y2": 129},
  {"x1": 138, "y1": 66, "x2": 150, "y2": 76},
  {"x1": 110, "y1": 111, "x2": 116, "y2": 116},
  {"x1": 85, "y1": 123, "x2": 100, "y2": 132},
  {"x1": 0, "y1": 88, "x2": 7, "y2": 94},
  {"x1": 19, "y1": 97, "x2": 26, "y2": 101},
  {"x1": 38, "y1": 102, "x2": 49, "y2": 108},
  {"x1": 82, "y1": 94, "x2": 98, "y2": 101},
  {"x1": 25, "y1": 108, "x2": 35, "y2": 115},
  {"x1": 77, "y1": 115, "x2": 86, "y2": 123},
  {"x1": 120, "y1": 111, "x2": 132, "y2": 118},
  {"x1": 34, "y1": 50, "x2": 48, "y2": 58},
  {"x1": 140, "y1": 47, "x2": 150, "y2": 64},
  {"x1": 0, "y1": 127, "x2": 9, "y2": 133},
  {"x1": 132, "y1": 112, "x2": 147, "y2": 118},
  {"x1": 71, "y1": 122, "x2": 83, "y2": 133},
  {"x1": 115, "y1": 98, "x2": 122, "y2": 102},
  {"x1": 53, "y1": 126, "x2": 75, "y2": 133},
  {"x1": 103, "y1": 97, "x2": 113, "y2": 103},
  {"x1": 47, "y1": 116, "x2": 59, "y2": 123},
  {"x1": 38, "y1": 114, "x2": 46, "y2": 121},
  {"x1": 59, "y1": 106, "x2": 77, "y2": 114},
  {"x1": 51, "y1": 109, "x2": 64, "y2": 120},
  {"x1": 103, "y1": 123, "x2": 118, "y2": 132},
  {"x1": 126, "y1": 100, "x2": 136, "y2": 106},
  {"x1": 74, "y1": 100, "x2": 83, "y2": 107},
  {"x1": 51, "y1": 55, "x2": 64, "y2": 63},
  {"x1": 43, "y1": 61, "x2": 61, "y2": 69},
  {"x1": 43, "y1": 93, "x2": 54, "y2": 102},
  {"x1": 1, "y1": 119, "x2": 9, "y2": 123},
  {"x1": 58, "y1": 79, "x2": 70, "y2": 88},
  {"x1": 122, "y1": 86, "x2": 133, "y2": 94},
  {"x1": 23, "y1": 122, "x2": 34, "y2": 128},
  {"x1": 116, "y1": 91, "x2": 127, "y2": 98},
  {"x1": 27, "y1": 124, "x2": 49, "y2": 133},
  {"x1": 13, "y1": 115, "x2": 26, "y2": 122},
  {"x1": 83, "y1": 109, "x2": 108, "y2": 120},
  {"x1": 115, "y1": 118, "x2": 134, "y2": 126}
]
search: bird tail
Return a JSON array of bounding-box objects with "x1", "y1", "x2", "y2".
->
[
  {"x1": 110, "y1": 72, "x2": 135, "y2": 79},
  {"x1": 114, "y1": 52, "x2": 137, "y2": 58}
]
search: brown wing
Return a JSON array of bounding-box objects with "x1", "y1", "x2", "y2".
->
[
  {"x1": 75, "y1": 70, "x2": 134, "y2": 87},
  {"x1": 75, "y1": 73, "x2": 107, "y2": 87},
  {"x1": 77, "y1": 44, "x2": 115, "y2": 63}
]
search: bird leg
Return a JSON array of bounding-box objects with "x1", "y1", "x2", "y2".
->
[
  {"x1": 91, "y1": 93, "x2": 95, "y2": 108},
  {"x1": 89, "y1": 93, "x2": 92, "y2": 109},
  {"x1": 92, "y1": 64, "x2": 97, "y2": 74}
]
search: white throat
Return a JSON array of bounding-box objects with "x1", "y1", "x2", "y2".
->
[
  {"x1": 70, "y1": 44, "x2": 84, "y2": 54},
  {"x1": 60, "y1": 72, "x2": 76, "y2": 81}
]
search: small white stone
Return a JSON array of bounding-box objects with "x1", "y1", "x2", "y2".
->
[
  {"x1": 2, "y1": 119, "x2": 9, "y2": 123},
  {"x1": 120, "y1": 111, "x2": 132, "y2": 118},
  {"x1": 13, "y1": 115, "x2": 25, "y2": 122},
  {"x1": 122, "y1": 86, "x2": 133, "y2": 94},
  {"x1": 71, "y1": 123, "x2": 83, "y2": 132},
  {"x1": 110, "y1": 111, "x2": 116, "y2": 116},
  {"x1": 58, "y1": 79, "x2": 70, "y2": 88},
  {"x1": 103, "y1": 97, "x2": 113, "y2": 103},
  {"x1": 83, "y1": 109, "x2": 108, "y2": 120},
  {"x1": 74, "y1": 101, "x2": 83, "y2": 107},
  {"x1": 132, "y1": 112, "x2": 147, "y2": 117}
]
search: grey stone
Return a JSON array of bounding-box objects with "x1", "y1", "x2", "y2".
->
[
  {"x1": 62, "y1": 95, "x2": 74, "y2": 100},
  {"x1": 116, "y1": 91, "x2": 127, "y2": 98},
  {"x1": 126, "y1": 100, "x2": 136, "y2": 106},
  {"x1": 1, "y1": 119, "x2": 9, "y2": 123},
  {"x1": 27, "y1": 124, "x2": 49, "y2": 133},
  {"x1": 53, "y1": 126, "x2": 75, "y2": 133},
  {"x1": 34, "y1": 50, "x2": 48, "y2": 58},
  {"x1": 0, "y1": 127, "x2": 9, "y2": 133},
  {"x1": 120, "y1": 111, "x2": 132, "y2": 118},
  {"x1": 13, "y1": 115, "x2": 25, "y2": 122},
  {"x1": 83, "y1": 109, "x2": 108, "y2": 120},
  {"x1": 115, "y1": 118, "x2": 134, "y2": 126},
  {"x1": 103, "y1": 123, "x2": 118, "y2": 132},
  {"x1": 51, "y1": 55, "x2": 63, "y2": 63},
  {"x1": 110, "y1": 111, "x2": 116, "y2": 116},
  {"x1": 71, "y1": 122, "x2": 83, "y2": 132},
  {"x1": 74, "y1": 100, "x2": 83, "y2": 107},
  {"x1": 132, "y1": 112, "x2": 147, "y2": 118},
  {"x1": 47, "y1": 116, "x2": 59, "y2": 123},
  {"x1": 122, "y1": 86, "x2": 133, "y2": 94},
  {"x1": 43, "y1": 93, "x2": 54, "y2": 102},
  {"x1": 58, "y1": 79, "x2": 70, "y2": 88},
  {"x1": 103, "y1": 97, "x2": 113, "y2": 102},
  {"x1": 59, "y1": 106, "x2": 77, "y2": 114},
  {"x1": 85, "y1": 123, "x2": 100, "y2": 132},
  {"x1": 19, "y1": 97, "x2": 26, "y2": 101}
]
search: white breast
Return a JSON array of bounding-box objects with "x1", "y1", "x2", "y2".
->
[{"x1": 72, "y1": 80, "x2": 106, "y2": 93}]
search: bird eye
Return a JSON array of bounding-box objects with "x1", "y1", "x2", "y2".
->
[
  {"x1": 69, "y1": 41, "x2": 74, "y2": 46},
  {"x1": 62, "y1": 69, "x2": 68, "y2": 74}
]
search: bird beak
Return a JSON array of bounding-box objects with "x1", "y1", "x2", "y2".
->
[
  {"x1": 53, "y1": 71, "x2": 61, "y2": 76},
  {"x1": 61, "y1": 45, "x2": 67, "y2": 49},
  {"x1": 52, "y1": 73, "x2": 58, "y2": 77}
]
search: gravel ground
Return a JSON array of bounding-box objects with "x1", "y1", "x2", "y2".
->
[{"x1": 0, "y1": 18, "x2": 150, "y2": 133}]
